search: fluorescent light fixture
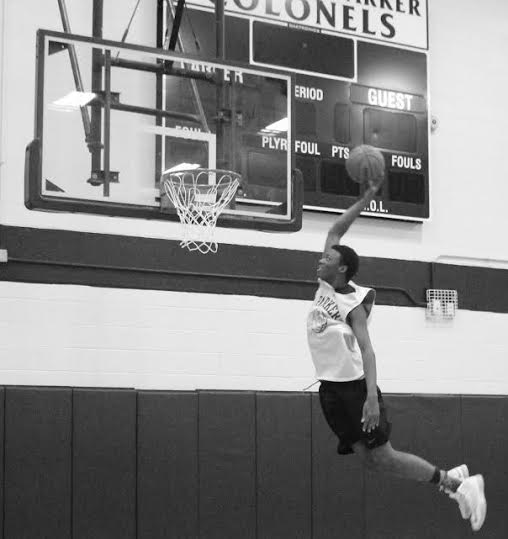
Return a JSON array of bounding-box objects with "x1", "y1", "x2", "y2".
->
[
  {"x1": 261, "y1": 117, "x2": 288, "y2": 133},
  {"x1": 49, "y1": 91, "x2": 97, "y2": 111},
  {"x1": 163, "y1": 163, "x2": 201, "y2": 174}
]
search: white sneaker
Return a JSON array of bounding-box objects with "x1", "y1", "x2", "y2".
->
[
  {"x1": 444, "y1": 464, "x2": 470, "y2": 519},
  {"x1": 457, "y1": 474, "x2": 487, "y2": 531}
]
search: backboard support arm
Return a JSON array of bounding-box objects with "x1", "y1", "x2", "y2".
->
[
  {"x1": 90, "y1": 0, "x2": 104, "y2": 184},
  {"x1": 167, "y1": 0, "x2": 186, "y2": 53},
  {"x1": 164, "y1": 0, "x2": 210, "y2": 133},
  {"x1": 56, "y1": 0, "x2": 92, "y2": 145}
]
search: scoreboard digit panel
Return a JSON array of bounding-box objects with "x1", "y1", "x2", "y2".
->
[
  {"x1": 162, "y1": 1, "x2": 430, "y2": 221},
  {"x1": 253, "y1": 21, "x2": 355, "y2": 79}
]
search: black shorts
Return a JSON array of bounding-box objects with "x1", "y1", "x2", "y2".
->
[{"x1": 318, "y1": 378, "x2": 391, "y2": 455}]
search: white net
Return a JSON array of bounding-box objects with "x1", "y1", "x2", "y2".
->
[
  {"x1": 426, "y1": 289, "x2": 458, "y2": 321},
  {"x1": 163, "y1": 169, "x2": 240, "y2": 254}
]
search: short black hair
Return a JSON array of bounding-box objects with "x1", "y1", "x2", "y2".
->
[{"x1": 331, "y1": 244, "x2": 359, "y2": 282}]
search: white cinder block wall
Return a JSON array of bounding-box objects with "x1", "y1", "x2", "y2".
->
[
  {"x1": 0, "y1": 282, "x2": 506, "y2": 395},
  {"x1": 0, "y1": 0, "x2": 507, "y2": 394}
]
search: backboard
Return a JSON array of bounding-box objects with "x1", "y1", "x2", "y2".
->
[{"x1": 25, "y1": 30, "x2": 302, "y2": 231}]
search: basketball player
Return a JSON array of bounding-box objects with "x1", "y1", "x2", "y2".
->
[{"x1": 307, "y1": 179, "x2": 487, "y2": 532}]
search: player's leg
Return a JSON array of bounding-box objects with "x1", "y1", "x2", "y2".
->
[
  {"x1": 341, "y1": 379, "x2": 486, "y2": 531},
  {"x1": 319, "y1": 379, "x2": 486, "y2": 531},
  {"x1": 352, "y1": 441, "x2": 486, "y2": 530},
  {"x1": 342, "y1": 380, "x2": 459, "y2": 487},
  {"x1": 352, "y1": 440, "x2": 460, "y2": 487},
  {"x1": 318, "y1": 381, "x2": 358, "y2": 456},
  {"x1": 354, "y1": 441, "x2": 435, "y2": 479}
]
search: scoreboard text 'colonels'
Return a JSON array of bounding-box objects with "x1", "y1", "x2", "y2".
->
[{"x1": 188, "y1": 0, "x2": 428, "y2": 49}]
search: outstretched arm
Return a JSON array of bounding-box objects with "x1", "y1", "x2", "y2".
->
[
  {"x1": 349, "y1": 304, "x2": 379, "y2": 433},
  {"x1": 323, "y1": 181, "x2": 382, "y2": 253}
]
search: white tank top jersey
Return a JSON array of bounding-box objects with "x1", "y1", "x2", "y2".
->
[{"x1": 307, "y1": 279, "x2": 376, "y2": 382}]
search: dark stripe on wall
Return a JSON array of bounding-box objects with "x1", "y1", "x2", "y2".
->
[
  {"x1": 432, "y1": 263, "x2": 508, "y2": 312},
  {"x1": 0, "y1": 387, "x2": 507, "y2": 539},
  {"x1": 0, "y1": 225, "x2": 507, "y2": 312}
]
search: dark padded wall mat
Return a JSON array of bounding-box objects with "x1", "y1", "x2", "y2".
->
[
  {"x1": 4, "y1": 387, "x2": 71, "y2": 539},
  {"x1": 72, "y1": 389, "x2": 136, "y2": 539},
  {"x1": 137, "y1": 391, "x2": 198, "y2": 539},
  {"x1": 462, "y1": 396, "x2": 508, "y2": 539},
  {"x1": 364, "y1": 395, "x2": 464, "y2": 539},
  {"x1": 0, "y1": 387, "x2": 505, "y2": 538},
  {"x1": 257, "y1": 392, "x2": 312, "y2": 539},
  {"x1": 311, "y1": 393, "x2": 364, "y2": 539},
  {"x1": 198, "y1": 391, "x2": 256, "y2": 539},
  {"x1": 0, "y1": 388, "x2": 3, "y2": 539}
]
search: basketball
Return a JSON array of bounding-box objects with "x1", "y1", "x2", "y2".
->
[{"x1": 346, "y1": 145, "x2": 386, "y2": 185}]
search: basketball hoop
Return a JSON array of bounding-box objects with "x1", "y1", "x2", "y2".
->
[
  {"x1": 162, "y1": 168, "x2": 240, "y2": 254},
  {"x1": 426, "y1": 289, "x2": 458, "y2": 322}
]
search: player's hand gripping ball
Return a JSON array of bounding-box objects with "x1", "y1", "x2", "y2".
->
[{"x1": 346, "y1": 145, "x2": 386, "y2": 190}]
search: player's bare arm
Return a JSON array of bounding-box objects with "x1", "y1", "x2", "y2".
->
[
  {"x1": 323, "y1": 180, "x2": 383, "y2": 254},
  {"x1": 348, "y1": 303, "x2": 379, "y2": 433}
]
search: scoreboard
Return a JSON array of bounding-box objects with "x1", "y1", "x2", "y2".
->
[{"x1": 162, "y1": 0, "x2": 430, "y2": 221}]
